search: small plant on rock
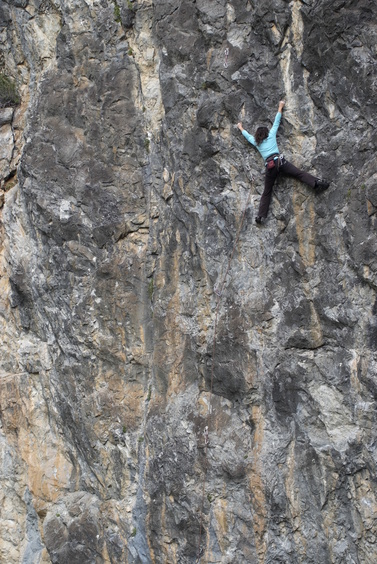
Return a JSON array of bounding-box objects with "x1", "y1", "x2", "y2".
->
[
  {"x1": 0, "y1": 73, "x2": 20, "y2": 108},
  {"x1": 148, "y1": 278, "x2": 153, "y2": 299},
  {"x1": 110, "y1": 0, "x2": 121, "y2": 23}
]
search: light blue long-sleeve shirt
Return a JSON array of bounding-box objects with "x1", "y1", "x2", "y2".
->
[{"x1": 242, "y1": 112, "x2": 282, "y2": 161}]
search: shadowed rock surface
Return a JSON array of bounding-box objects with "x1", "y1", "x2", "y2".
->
[{"x1": 0, "y1": 0, "x2": 377, "y2": 562}]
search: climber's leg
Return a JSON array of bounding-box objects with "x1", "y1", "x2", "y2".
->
[
  {"x1": 279, "y1": 158, "x2": 317, "y2": 188},
  {"x1": 257, "y1": 166, "x2": 279, "y2": 220}
]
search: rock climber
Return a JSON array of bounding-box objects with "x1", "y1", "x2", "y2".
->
[{"x1": 237, "y1": 101, "x2": 329, "y2": 224}]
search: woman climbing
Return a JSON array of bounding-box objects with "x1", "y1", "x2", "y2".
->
[{"x1": 237, "y1": 101, "x2": 329, "y2": 224}]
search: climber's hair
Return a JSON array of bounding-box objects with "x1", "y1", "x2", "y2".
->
[{"x1": 255, "y1": 126, "x2": 269, "y2": 145}]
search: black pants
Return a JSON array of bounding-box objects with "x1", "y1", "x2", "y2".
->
[{"x1": 258, "y1": 157, "x2": 317, "y2": 218}]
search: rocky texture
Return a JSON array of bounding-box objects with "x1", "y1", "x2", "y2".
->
[{"x1": 1, "y1": 0, "x2": 377, "y2": 562}]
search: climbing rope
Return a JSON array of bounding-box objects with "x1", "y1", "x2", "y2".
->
[{"x1": 196, "y1": 173, "x2": 255, "y2": 562}]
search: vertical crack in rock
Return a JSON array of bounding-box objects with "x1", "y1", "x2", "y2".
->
[{"x1": 22, "y1": 487, "x2": 45, "y2": 563}]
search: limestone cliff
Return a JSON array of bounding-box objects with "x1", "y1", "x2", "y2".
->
[{"x1": 1, "y1": 0, "x2": 377, "y2": 562}]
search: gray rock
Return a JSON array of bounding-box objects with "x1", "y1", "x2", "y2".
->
[{"x1": 0, "y1": 0, "x2": 377, "y2": 563}]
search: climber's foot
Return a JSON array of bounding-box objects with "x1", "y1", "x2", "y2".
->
[{"x1": 315, "y1": 179, "x2": 330, "y2": 191}]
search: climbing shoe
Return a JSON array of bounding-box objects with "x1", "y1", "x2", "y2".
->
[
  {"x1": 315, "y1": 179, "x2": 330, "y2": 191},
  {"x1": 255, "y1": 216, "x2": 262, "y2": 225}
]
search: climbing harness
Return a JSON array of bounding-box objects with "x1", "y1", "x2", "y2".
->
[
  {"x1": 265, "y1": 153, "x2": 283, "y2": 170},
  {"x1": 265, "y1": 153, "x2": 279, "y2": 169},
  {"x1": 196, "y1": 173, "x2": 255, "y2": 562}
]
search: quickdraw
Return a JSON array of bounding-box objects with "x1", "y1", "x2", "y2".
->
[{"x1": 223, "y1": 48, "x2": 229, "y2": 68}]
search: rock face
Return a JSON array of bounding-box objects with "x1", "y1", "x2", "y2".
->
[{"x1": 1, "y1": 0, "x2": 377, "y2": 562}]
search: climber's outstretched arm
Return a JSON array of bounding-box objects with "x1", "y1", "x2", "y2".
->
[{"x1": 237, "y1": 122, "x2": 256, "y2": 146}]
